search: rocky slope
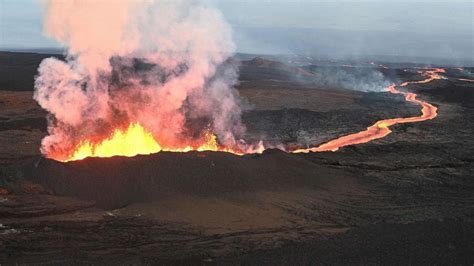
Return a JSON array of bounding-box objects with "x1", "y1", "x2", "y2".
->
[{"x1": 0, "y1": 52, "x2": 473, "y2": 264}]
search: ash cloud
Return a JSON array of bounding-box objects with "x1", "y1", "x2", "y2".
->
[{"x1": 34, "y1": 0, "x2": 248, "y2": 159}]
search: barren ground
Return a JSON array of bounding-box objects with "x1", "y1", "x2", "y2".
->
[{"x1": 0, "y1": 52, "x2": 473, "y2": 264}]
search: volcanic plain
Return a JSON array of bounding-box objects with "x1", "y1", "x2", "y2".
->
[{"x1": 0, "y1": 52, "x2": 473, "y2": 264}]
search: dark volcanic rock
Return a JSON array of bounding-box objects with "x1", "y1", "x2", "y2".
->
[
  {"x1": 0, "y1": 194, "x2": 94, "y2": 218},
  {"x1": 232, "y1": 220, "x2": 474, "y2": 265},
  {"x1": 0, "y1": 52, "x2": 64, "y2": 91},
  {"x1": 23, "y1": 150, "x2": 350, "y2": 209},
  {"x1": 1, "y1": 52, "x2": 473, "y2": 264}
]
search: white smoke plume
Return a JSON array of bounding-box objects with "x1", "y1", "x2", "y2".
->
[
  {"x1": 34, "y1": 0, "x2": 249, "y2": 159},
  {"x1": 310, "y1": 67, "x2": 390, "y2": 92}
]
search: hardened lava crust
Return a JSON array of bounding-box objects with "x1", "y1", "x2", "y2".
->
[{"x1": 0, "y1": 52, "x2": 473, "y2": 264}]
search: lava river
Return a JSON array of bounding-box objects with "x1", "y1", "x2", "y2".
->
[
  {"x1": 57, "y1": 68, "x2": 443, "y2": 161},
  {"x1": 292, "y1": 68, "x2": 444, "y2": 153}
]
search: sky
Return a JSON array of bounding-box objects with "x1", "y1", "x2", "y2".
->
[{"x1": 0, "y1": 0, "x2": 473, "y2": 62}]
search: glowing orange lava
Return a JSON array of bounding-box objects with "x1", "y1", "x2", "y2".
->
[
  {"x1": 58, "y1": 68, "x2": 444, "y2": 161},
  {"x1": 292, "y1": 68, "x2": 443, "y2": 153},
  {"x1": 61, "y1": 123, "x2": 242, "y2": 162}
]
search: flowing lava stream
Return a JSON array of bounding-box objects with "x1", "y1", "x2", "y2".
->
[
  {"x1": 292, "y1": 68, "x2": 444, "y2": 153},
  {"x1": 60, "y1": 68, "x2": 443, "y2": 162}
]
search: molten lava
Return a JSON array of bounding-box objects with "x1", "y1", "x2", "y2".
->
[
  {"x1": 67, "y1": 123, "x2": 161, "y2": 161},
  {"x1": 293, "y1": 68, "x2": 443, "y2": 153},
  {"x1": 57, "y1": 68, "x2": 443, "y2": 161},
  {"x1": 61, "y1": 123, "x2": 242, "y2": 162}
]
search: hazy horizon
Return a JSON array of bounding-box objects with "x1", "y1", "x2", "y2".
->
[{"x1": 1, "y1": 0, "x2": 472, "y2": 64}]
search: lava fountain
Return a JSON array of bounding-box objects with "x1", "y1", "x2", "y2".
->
[
  {"x1": 34, "y1": 0, "x2": 263, "y2": 162},
  {"x1": 60, "y1": 123, "x2": 244, "y2": 162},
  {"x1": 34, "y1": 1, "x2": 443, "y2": 162}
]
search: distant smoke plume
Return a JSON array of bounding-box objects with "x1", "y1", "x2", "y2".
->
[
  {"x1": 34, "y1": 0, "x2": 247, "y2": 158},
  {"x1": 311, "y1": 67, "x2": 390, "y2": 92}
]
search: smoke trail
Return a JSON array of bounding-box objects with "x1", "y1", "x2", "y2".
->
[
  {"x1": 34, "y1": 0, "x2": 247, "y2": 159},
  {"x1": 309, "y1": 66, "x2": 390, "y2": 92}
]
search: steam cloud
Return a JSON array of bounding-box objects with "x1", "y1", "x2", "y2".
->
[{"x1": 34, "y1": 0, "x2": 248, "y2": 159}]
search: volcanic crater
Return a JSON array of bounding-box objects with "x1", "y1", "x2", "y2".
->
[{"x1": 1, "y1": 52, "x2": 473, "y2": 264}]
